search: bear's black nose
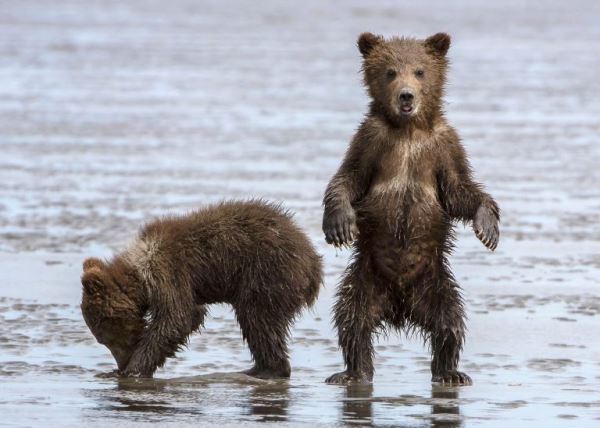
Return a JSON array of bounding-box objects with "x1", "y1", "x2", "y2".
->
[{"x1": 399, "y1": 89, "x2": 415, "y2": 102}]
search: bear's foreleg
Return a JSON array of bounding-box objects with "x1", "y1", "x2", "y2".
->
[
  {"x1": 123, "y1": 291, "x2": 200, "y2": 377},
  {"x1": 437, "y1": 134, "x2": 500, "y2": 251}
]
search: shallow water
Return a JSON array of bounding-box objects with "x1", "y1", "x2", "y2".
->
[
  {"x1": 1, "y1": 0, "x2": 599, "y2": 426},
  {"x1": 1, "y1": 254, "x2": 599, "y2": 426}
]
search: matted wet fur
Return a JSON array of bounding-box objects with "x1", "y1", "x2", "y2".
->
[
  {"x1": 322, "y1": 32, "x2": 500, "y2": 385},
  {"x1": 81, "y1": 200, "x2": 323, "y2": 379}
]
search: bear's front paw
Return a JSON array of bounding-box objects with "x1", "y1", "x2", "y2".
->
[
  {"x1": 121, "y1": 368, "x2": 153, "y2": 379},
  {"x1": 94, "y1": 369, "x2": 121, "y2": 379},
  {"x1": 323, "y1": 207, "x2": 358, "y2": 248},
  {"x1": 122, "y1": 356, "x2": 154, "y2": 378},
  {"x1": 473, "y1": 204, "x2": 499, "y2": 251},
  {"x1": 325, "y1": 371, "x2": 370, "y2": 385},
  {"x1": 432, "y1": 371, "x2": 472, "y2": 385}
]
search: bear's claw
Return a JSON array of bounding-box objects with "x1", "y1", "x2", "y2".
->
[
  {"x1": 323, "y1": 208, "x2": 358, "y2": 248},
  {"x1": 432, "y1": 370, "x2": 472, "y2": 385},
  {"x1": 122, "y1": 354, "x2": 153, "y2": 378},
  {"x1": 474, "y1": 204, "x2": 499, "y2": 251}
]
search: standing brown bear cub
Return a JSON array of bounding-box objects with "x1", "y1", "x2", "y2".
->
[
  {"x1": 323, "y1": 33, "x2": 500, "y2": 385},
  {"x1": 81, "y1": 200, "x2": 322, "y2": 379}
]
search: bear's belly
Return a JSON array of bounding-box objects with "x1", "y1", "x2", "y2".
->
[
  {"x1": 357, "y1": 182, "x2": 448, "y2": 284},
  {"x1": 370, "y1": 234, "x2": 438, "y2": 284}
]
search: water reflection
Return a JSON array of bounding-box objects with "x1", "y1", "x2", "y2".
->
[
  {"x1": 342, "y1": 384, "x2": 374, "y2": 426},
  {"x1": 83, "y1": 374, "x2": 463, "y2": 426},
  {"x1": 338, "y1": 383, "x2": 462, "y2": 426},
  {"x1": 247, "y1": 383, "x2": 290, "y2": 422},
  {"x1": 430, "y1": 386, "x2": 461, "y2": 427},
  {"x1": 85, "y1": 374, "x2": 290, "y2": 422},
  {"x1": 84, "y1": 376, "x2": 208, "y2": 420},
  {"x1": 108, "y1": 377, "x2": 205, "y2": 416}
]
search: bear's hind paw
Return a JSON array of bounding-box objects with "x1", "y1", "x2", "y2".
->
[
  {"x1": 242, "y1": 365, "x2": 290, "y2": 379},
  {"x1": 325, "y1": 370, "x2": 370, "y2": 385},
  {"x1": 432, "y1": 370, "x2": 472, "y2": 385}
]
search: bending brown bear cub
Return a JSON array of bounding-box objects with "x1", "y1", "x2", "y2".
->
[
  {"x1": 323, "y1": 33, "x2": 499, "y2": 385},
  {"x1": 81, "y1": 200, "x2": 322, "y2": 379}
]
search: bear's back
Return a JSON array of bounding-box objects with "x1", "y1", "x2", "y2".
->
[{"x1": 123, "y1": 200, "x2": 321, "y2": 304}]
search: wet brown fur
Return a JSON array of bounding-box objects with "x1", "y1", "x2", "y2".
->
[
  {"x1": 323, "y1": 33, "x2": 500, "y2": 385},
  {"x1": 81, "y1": 200, "x2": 323, "y2": 378}
]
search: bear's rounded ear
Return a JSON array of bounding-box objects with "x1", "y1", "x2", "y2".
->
[
  {"x1": 358, "y1": 32, "x2": 384, "y2": 58},
  {"x1": 424, "y1": 33, "x2": 451, "y2": 57},
  {"x1": 83, "y1": 257, "x2": 105, "y2": 272},
  {"x1": 81, "y1": 269, "x2": 104, "y2": 296}
]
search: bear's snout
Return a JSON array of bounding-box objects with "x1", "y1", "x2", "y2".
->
[
  {"x1": 399, "y1": 88, "x2": 415, "y2": 102},
  {"x1": 398, "y1": 88, "x2": 416, "y2": 114}
]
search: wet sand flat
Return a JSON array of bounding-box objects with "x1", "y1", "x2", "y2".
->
[{"x1": 1, "y1": 0, "x2": 600, "y2": 426}]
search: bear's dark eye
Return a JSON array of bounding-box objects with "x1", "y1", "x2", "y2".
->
[
  {"x1": 415, "y1": 69, "x2": 425, "y2": 78},
  {"x1": 386, "y1": 69, "x2": 397, "y2": 79}
]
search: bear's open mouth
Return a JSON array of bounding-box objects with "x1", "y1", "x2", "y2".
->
[{"x1": 400, "y1": 104, "x2": 414, "y2": 114}]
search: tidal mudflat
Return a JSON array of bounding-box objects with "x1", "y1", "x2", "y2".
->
[{"x1": 1, "y1": 0, "x2": 599, "y2": 426}]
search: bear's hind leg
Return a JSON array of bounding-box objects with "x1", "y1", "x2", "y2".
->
[
  {"x1": 408, "y1": 265, "x2": 471, "y2": 385},
  {"x1": 326, "y1": 259, "x2": 384, "y2": 384},
  {"x1": 234, "y1": 303, "x2": 292, "y2": 379}
]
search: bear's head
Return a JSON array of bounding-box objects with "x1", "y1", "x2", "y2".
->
[
  {"x1": 80, "y1": 257, "x2": 145, "y2": 371},
  {"x1": 358, "y1": 32, "x2": 451, "y2": 126}
]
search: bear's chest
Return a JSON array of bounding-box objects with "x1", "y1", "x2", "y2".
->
[{"x1": 369, "y1": 138, "x2": 437, "y2": 201}]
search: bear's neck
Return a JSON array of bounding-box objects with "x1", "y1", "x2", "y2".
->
[{"x1": 369, "y1": 101, "x2": 442, "y2": 135}]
